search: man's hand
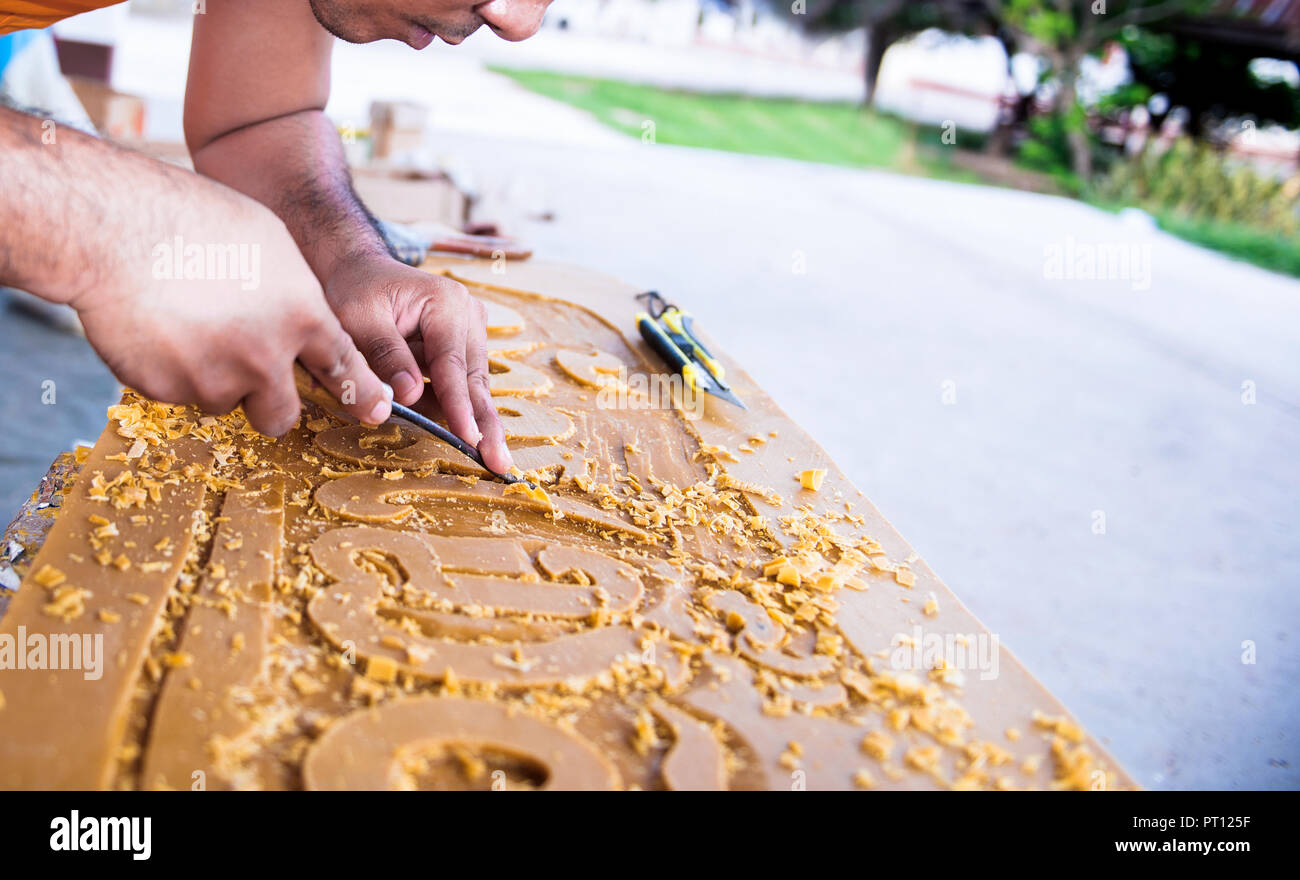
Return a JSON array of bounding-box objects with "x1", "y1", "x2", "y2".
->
[
  {"x1": 0, "y1": 105, "x2": 391, "y2": 437},
  {"x1": 323, "y1": 255, "x2": 513, "y2": 474},
  {"x1": 72, "y1": 202, "x2": 394, "y2": 437}
]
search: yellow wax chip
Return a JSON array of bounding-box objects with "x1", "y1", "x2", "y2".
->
[
  {"x1": 366, "y1": 655, "x2": 399, "y2": 684},
  {"x1": 32, "y1": 564, "x2": 66, "y2": 588},
  {"x1": 776, "y1": 563, "x2": 801, "y2": 588},
  {"x1": 503, "y1": 480, "x2": 558, "y2": 515},
  {"x1": 291, "y1": 672, "x2": 324, "y2": 696},
  {"x1": 762, "y1": 556, "x2": 789, "y2": 578},
  {"x1": 861, "y1": 729, "x2": 893, "y2": 760},
  {"x1": 798, "y1": 469, "x2": 827, "y2": 491}
]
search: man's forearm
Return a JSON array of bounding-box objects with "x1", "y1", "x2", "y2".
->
[
  {"x1": 0, "y1": 105, "x2": 197, "y2": 305},
  {"x1": 188, "y1": 110, "x2": 393, "y2": 285}
]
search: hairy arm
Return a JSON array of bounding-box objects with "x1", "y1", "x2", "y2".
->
[
  {"x1": 0, "y1": 104, "x2": 189, "y2": 306},
  {"x1": 0, "y1": 103, "x2": 391, "y2": 434}
]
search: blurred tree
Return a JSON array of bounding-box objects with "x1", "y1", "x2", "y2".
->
[
  {"x1": 992, "y1": 1, "x2": 1213, "y2": 181},
  {"x1": 1120, "y1": 26, "x2": 1300, "y2": 138},
  {"x1": 769, "y1": 1, "x2": 1212, "y2": 180}
]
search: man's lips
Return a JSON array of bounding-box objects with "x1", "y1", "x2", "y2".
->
[{"x1": 406, "y1": 22, "x2": 436, "y2": 49}]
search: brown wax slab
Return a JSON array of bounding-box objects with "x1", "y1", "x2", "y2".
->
[
  {"x1": 508, "y1": 444, "x2": 572, "y2": 482},
  {"x1": 649, "y1": 698, "x2": 728, "y2": 791},
  {"x1": 318, "y1": 526, "x2": 646, "y2": 619},
  {"x1": 648, "y1": 641, "x2": 693, "y2": 693},
  {"x1": 427, "y1": 255, "x2": 1134, "y2": 790},
  {"x1": 315, "y1": 423, "x2": 461, "y2": 470},
  {"x1": 555, "y1": 348, "x2": 627, "y2": 389},
  {"x1": 0, "y1": 422, "x2": 211, "y2": 789},
  {"x1": 313, "y1": 471, "x2": 649, "y2": 541},
  {"x1": 306, "y1": 526, "x2": 647, "y2": 689},
  {"x1": 489, "y1": 356, "x2": 553, "y2": 397},
  {"x1": 319, "y1": 407, "x2": 578, "y2": 466},
  {"x1": 484, "y1": 300, "x2": 526, "y2": 336},
  {"x1": 680, "y1": 654, "x2": 877, "y2": 791},
  {"x1": 779, "y1": 680, "x2": 850, "y2": 711},
  {"x1": 704, "y1": 589, "x2": 784, "y2": 651},
  {"x1": 488, "y1": 337, "x2": 546, "y2": 359},
  {"x1": 303, "y1": 697, "x2": 620, "y2": 790},
  {"x1": 0, "y1": 253, "x2": 1133, "y2": 790},
  {"x1": 140, "y1": 477, "x2": 285, "y2": 790},
  {"x1": 699, "y1": 588, "x2": 835, "y2": 679},
  {"x1": 492, "y1": 397, "x2": 576, "y2": 442}
]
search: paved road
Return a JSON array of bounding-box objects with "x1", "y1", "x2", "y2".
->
[
  {"x1": 430, "y1": 130, "x2": 1300, "y2": 790},
  {"x1": 0, "y1": 300, "x2": 121, "y2": 516}
]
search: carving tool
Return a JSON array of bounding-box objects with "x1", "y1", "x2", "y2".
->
[
  {"x1": 293, "y1": 364, "x2": 530, "y2": 486},
  {"x1": 379, "y1": 220, "x2": 534, "y2": 266},
  {"x1": 635, "y1": 291, "x2": 745, "y2": 409}
]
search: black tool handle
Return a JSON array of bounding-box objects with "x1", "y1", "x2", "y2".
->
[
  {"x1": 390, "y1": 403, "x2": 525, "y2": 486},
  {"x1": 638, "y1": 313, "x2": 693, "y2": 375}
]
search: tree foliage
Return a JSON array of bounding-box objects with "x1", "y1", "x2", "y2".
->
[
  {"x1": 1121, "y1": 27, "x2": 1300, "y2": 135},
  {"x1": 772, "y1": 1, "x2": 1220, "y2": 178}
]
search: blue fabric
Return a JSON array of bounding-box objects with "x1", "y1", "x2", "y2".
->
[{"x1": 0, "y1": 30, "x2": 41, "y2": 82}]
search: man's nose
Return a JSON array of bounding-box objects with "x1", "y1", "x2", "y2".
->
[{"x1": 476, "y1": 0, "x2": 549, "y2": 42}]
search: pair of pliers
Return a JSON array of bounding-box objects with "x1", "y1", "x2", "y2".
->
[{"x1": 635, "y1": 292, "x2": 745, "y2": 409}]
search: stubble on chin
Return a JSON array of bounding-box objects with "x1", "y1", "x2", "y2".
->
[
  {"x1": 306, "y1": 0, "x2": 377, "y2": 44},
  {"x1": 428, "y1": 16, "x2": 485, "y2": 44},
  {"x1": 307, "y1": 1, "x2": 486, "y2": 47}
]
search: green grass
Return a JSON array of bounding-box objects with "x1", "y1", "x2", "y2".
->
[
  {"x1": 495, "y1": 67, "x2": 1300, "y2": 279},
  {"x1": 1085, "y1": 199, "x2": 1300, "y2": 278},
  {"x1": 490, "y1": 66, "x2": 983, "y2": 182},
  {"x1": 1151, "y1": 212, "x2": 1300, "y2": 279}
]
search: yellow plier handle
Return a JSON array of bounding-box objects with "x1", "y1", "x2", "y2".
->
[
  {"x1": 636, "y1": 311, "x2": 705, "y2": 394},
  {"x1": 660, "y1": 307, "x2": 728, "y2": 387}
]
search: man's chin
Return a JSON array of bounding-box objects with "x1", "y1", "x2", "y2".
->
[{"x1": 410, "y1": 20, "x2": 483, "y2": 47}]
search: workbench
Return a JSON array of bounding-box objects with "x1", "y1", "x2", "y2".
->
[{"x1": 0, "y1": 255, "x2": 1133, "y2": 791}]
